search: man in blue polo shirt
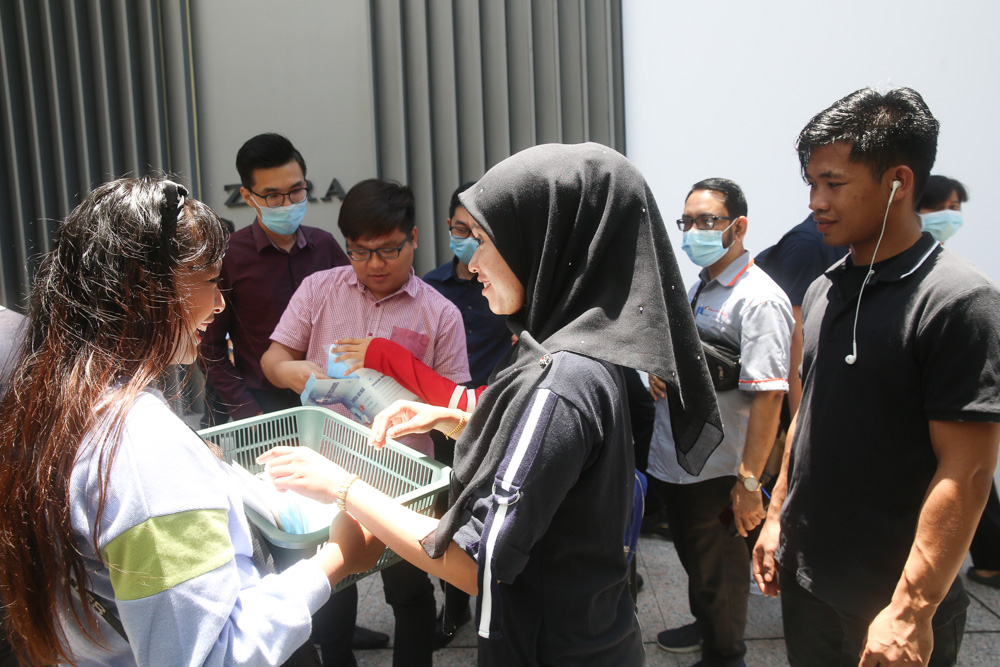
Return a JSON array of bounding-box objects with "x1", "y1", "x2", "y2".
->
[
  {"x1": 423, "y1": 182, "x2": 512, "y2": 388},
  {"x1": 649, "y1": 178, "x2": 792, "y2": 666},
  {"x1": 753, "y1": 87, "x2": 1000, "y2": 666}
]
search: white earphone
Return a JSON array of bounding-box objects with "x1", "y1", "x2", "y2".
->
[{"x1": 845, "y1": 179, "x2": 902, "y2": 365}]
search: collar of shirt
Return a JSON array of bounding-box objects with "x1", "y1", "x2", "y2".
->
[
  {"x1": 698, "y1": 250, "x2": 754, "y2": 289},
  {"x1": 825, "y1": 232, "x2": 940, "y2": 286},
  {"x1": 440, "y1": 256, "x2": 479, "y2": 284},
  {"x1": 343, "y1": 266, "x2": 420, "y2": 301},
  {"x1": 250, "y1": 218, "x2": 308, "y2": 254}
]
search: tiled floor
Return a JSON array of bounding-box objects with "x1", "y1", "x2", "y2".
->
[
  {"x1": 351, "y1": 533, "x2": 1000, "y2": 666},
  {"x1": 188, "y1": 410, "x2": 1000, "y2": 665}
]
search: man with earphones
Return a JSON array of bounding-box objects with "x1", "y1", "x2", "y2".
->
[
  {"x1": 648, "y1": 178, "x2": 793, "y2": 666},
  {"x1": 752, "y1": 87, "x2": 1000, "y2": 666}
]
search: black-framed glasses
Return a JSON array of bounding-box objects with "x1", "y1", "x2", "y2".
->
[
  {"x1": 346, "y1": 232, "x2": 413, "y2": 261},
  {"x1": 448, "y1": 225, "x2": 472, "y2": 239},
  {"x1": 676, "y1": 214, "x2": 733, "y2": 232},
  {"x1": 248, "y1": 187, "x2": 308, "y2": 208}
]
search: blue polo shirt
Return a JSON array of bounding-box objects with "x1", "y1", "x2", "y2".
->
[{"x1": 423, "y1": 257, "x2": 512, "y2": 387}]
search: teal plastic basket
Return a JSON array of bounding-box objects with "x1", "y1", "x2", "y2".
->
[{"x1": 198, "y1": 406, "x2": 451, "y2": 590}]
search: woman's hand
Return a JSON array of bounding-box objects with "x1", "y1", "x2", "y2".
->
[
  {"x1": 330, "y1": 337, "x2": 374, "y2": 376},
  {"x1": 369, "y1": 401, "x2": 467, "y2": 449},
  {"x1": 257, "y1": 446, "x2": 347, "y2": 504}
]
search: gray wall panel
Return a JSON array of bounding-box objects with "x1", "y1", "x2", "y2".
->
[
  {"x1": 0, "y1": 0, "x2": 200, "y2": 309},
  {"x1": 369, "y1": 0, "x2": 623, "y2": 275},
  {"x1": 1, "y1": 0, "x2": 623, "y2": 307}
]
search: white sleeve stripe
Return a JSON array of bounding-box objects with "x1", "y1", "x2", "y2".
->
[
  {"x1": 447, "y1": 385, "x2": 465, "y2": 409},
  {"x1": 502, "y1": 389, "x2": 553, "y2": 490},
  {"x1": 477, "y1": 388, "x2": 555, "y2": 638}
]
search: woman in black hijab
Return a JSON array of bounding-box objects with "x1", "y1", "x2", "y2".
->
[{"x1": 262, "y1": 143, "x2": 722, "y2": 664}]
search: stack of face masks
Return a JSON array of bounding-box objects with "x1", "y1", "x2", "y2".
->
[{"x1": 228, "y1": 460, "x2": 339, "y2": 534}]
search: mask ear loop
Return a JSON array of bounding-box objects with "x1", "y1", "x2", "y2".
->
[{"x1": 845, "y1": 180, "x2": 901, "y2": 365}]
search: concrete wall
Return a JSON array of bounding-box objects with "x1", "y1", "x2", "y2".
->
[
  {"x1": 623, "y1": 0, "x2": 1000, "y2": 288},
  {"x1": 191, "y1": 0, "x2": 378, "y2": 246}
]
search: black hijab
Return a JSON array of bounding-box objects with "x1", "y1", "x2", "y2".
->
[{"x1": 422, "y1": 142, "x2": 722, "y2": 557}]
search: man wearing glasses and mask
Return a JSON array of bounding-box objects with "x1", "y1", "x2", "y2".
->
[
  {"x1": 423, "y1": 182, "x2": 512, "y2": 389},
  {"x1": 647, "y1": 178, "x2": 792, "y2": 667},
  {"x1": 262, "y1": 178, "x2": 469, "y2": 667},
  {"x1": 199, "y1": 133, "x2": 349, "y2": 421}
]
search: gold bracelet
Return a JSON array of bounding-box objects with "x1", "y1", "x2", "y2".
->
[
  {"x1": 445, "y1": 414, "x2": 467, "y2": 440},
  {"x1": 337, "y1": 474, "x2": 359, "y2": 511}
]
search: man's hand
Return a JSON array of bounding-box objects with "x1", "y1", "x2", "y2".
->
[
  {"x1": 731, "y1": 482, "x2": 766, "y2": 537},
  {"x1": 752, "y1": 516, "x2": 782, "y2": 597},
  {"x1": 649, "y1": 373, "x2": 667, "y2": 401},
  {"x1": 858, "y1": 602, "x2": 933, "y2": 666},
  {"x1": 273, "y1": 360, "x2": 328, "y2": 395},
  {"x1": 330, "y1": 337, "x2": 374, "y2": 376}
]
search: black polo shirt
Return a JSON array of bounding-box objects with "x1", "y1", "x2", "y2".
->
[{"x1": 777, "y1": 232, "x2": 1000, "y2": 621}]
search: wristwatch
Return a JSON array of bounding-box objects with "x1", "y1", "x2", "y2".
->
[{"x1": 737, "y1": 472, "x2": 761, "y2": 492}]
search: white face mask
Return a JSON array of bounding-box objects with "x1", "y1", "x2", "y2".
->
[
  {"x1": 919, "y1": 210, "x2": 963, "y2": 243},
  {"x1": 680, "y1": 218, "x2": 737, "y2": 267},
  {"x1": 257, "y1": 199, "x2": 307, "y2": 236}
]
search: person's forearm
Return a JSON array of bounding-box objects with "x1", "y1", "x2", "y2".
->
[
  {"x1": 889, "y1": 460, "x2": 994, "y2": 616},
  {"x1": 341, "y1": 480, "x2": 479, "y2": 595},
  {"x1": 787, "y1": 307, "x2": 804, "y2": 416},
  {"x1": 764, "y1": 410, "x2": 797, "y2": 521},
  {"x1": 739, "y1": 390, "x2": 784, "y2": 480}
]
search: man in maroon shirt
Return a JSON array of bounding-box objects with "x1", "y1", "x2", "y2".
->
[
  {"x1": 198, "y1": 134, "x2": 388, "y2": 663},
  {"x1": 198, "y1": 133, "x2": 349, "y2": 421}
]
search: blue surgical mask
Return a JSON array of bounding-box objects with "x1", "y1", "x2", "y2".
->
[
  {"x1": 681, "y1": 223, "x2": 735, "y2": 268},
  {"x1": 449, "y1": 234, "x2": 479, "y2": 265},
  {"x1": 257, "y1": 199, "x2": 307, "y2": 236},
  {"x1": 920, "y1": 209, "x2": 963, "y2": 244}
]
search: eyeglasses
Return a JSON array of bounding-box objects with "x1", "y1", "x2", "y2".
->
[
  {"x1": 248, "y1": 187, "x2": 308, "y2": 208},
  {"x1": 676, "y1": 214, "x2": 733, "y2": 232},
  {"x1": 346, "y1": 232, "x2": 413, "y2": 261},
  {"x1": 448, "y1": 225, "x2": 472, "y2": 239}
]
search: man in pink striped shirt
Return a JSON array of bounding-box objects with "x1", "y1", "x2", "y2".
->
[{"x1": 262, "y1": 178, "x2": 468, "y2": 667}]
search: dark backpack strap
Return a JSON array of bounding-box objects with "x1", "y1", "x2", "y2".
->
[{"x1": 70, "y1": 578, "x2": 128, "y2": 643}]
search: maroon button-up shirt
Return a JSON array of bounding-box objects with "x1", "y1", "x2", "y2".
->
[{"x1": 198, "y1": 220, "x2": 349, "y2": 420}]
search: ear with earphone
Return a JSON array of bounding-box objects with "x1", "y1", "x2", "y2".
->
[{"x1": 844, "y1": 178, "x2": 903, "y2": 365}]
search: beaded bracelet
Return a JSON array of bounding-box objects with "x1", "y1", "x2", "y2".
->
[
  {"x1": 337, "y1": 474, "x2": 360, "y2": 511},
  {"x1": 445, "y1": 414, "x2": 467, "y2": 440}
]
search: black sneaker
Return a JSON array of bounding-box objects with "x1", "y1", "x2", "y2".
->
[
  {"x1": 656, "y1": 622, "x2": 701, "y2": 653},
  {"x1": 351, "y1": 625, "x2": 389, "y2": 650}
]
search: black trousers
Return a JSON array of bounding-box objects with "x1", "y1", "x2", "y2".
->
[
  {"x1": 970, "y1": 481, "x2": 1000, "y2": 571},
  {"x1": 650, "y1": 475, "x2": 748, "y2": 667},
  {"x1": 313, "y1": 562, "x2": 435, "y2": 667},
  {"x1": 779, "y1": 567, "x2": 966, "y2": 667}
]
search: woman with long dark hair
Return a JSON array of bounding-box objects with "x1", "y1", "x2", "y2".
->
[
  {"x1": 0, "y1": 177, "x2": 378, "y2": 665},
  {"x1": 261, "y1": 143, "x2": 723, "y2": 664}
]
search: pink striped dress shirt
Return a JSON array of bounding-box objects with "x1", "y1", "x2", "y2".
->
[{"x1": 271, "y1": 266, "x2": 470, "y2": 456}]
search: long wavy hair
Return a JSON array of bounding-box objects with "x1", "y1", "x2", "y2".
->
[{"x1": 0, "y1": 176, "x2": 226, "y2": 664}]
